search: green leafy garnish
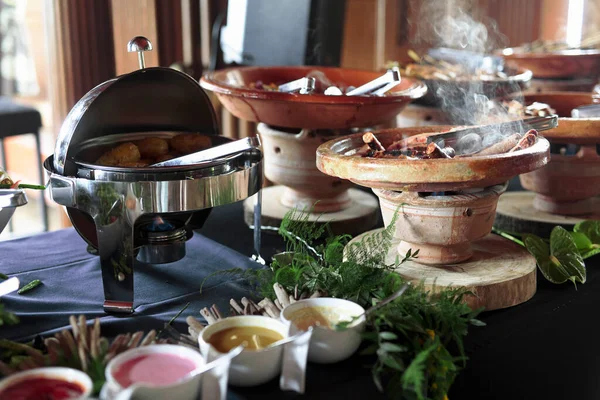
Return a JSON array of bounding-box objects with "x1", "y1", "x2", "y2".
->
[
  {"x1": 524, "y1": 227, "x2": 585, "y2": 286},
  {"x1": 0, "y1": 184, "x2": 46, "y2": 190},
  {"x1": 574, "y1": 220, "x2": 600, "y2": 244},
  {"x1": 570, "y1": 232, "x2": 593, "y2": 251},
  {"x1": 0, "y1": 303, "x2": 19, "y2": 326},
  {"x1": 207, "y1": 209, "x2": 483, "y2": 400},
  {"x1": 17, "y1": 279, "x2": 42, "y2": 294}
]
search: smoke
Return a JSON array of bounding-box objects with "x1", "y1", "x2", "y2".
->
[
  {"x1": 415, "y1": 0, "x2": 500, "y2": 53},
  {"x1": 412, "y1": 0, "x2": 523, "y2": 152}
]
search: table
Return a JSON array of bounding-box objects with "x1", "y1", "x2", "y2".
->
[{"x1": 1, "y1": 201, "x2": 598, "y2": 400}]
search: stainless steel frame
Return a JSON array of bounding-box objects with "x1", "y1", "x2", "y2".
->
[
  {"x1": 44, "y1": 151, "x2": 262, "y2": 313},
  {"x1": 44, "y1": 36, "x2": 264, "y2": 314}
]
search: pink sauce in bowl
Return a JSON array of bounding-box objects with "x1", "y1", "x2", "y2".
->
[{"x1": 113, "y1": 353, "x2": 197, "y2": 388}]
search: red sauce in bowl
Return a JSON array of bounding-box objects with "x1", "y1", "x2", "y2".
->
[
  {"x1": 0, "y1": 377, "x2": 84, "y2": 400},
  {"x1": 113, "y1": 353, "x2": 197, "y2": 388}
]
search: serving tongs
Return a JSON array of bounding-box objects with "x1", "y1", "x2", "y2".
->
[
  {"x1": 346, "y1": 67, "x2": 402, "y2": 96},
  {"x1": 151, "y1": 136, "x2": 261, "y2": 168},
  {"x1": 427, "y1": 115, "x2": 558, "y2": 149},
  {"x1": 571, "y1": 104, "x2": 600, "y2": 118},
  {"x1": 278, "y1": 77, "x2": 316, "y2": 94}
]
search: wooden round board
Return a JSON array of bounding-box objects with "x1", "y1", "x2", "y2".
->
[
  {"x1": 494, "y1": 191, "x2": 600, "y2": 238},
  {"x1": 348, "y1": 230, "x2": 537, "y2": 311},
  {"x1": 243, "y1": 185, "x2": 380, "y2": 236}
]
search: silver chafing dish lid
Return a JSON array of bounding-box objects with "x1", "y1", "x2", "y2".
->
[{"x1": 54, "y1": 58, "x2": 219, "y2": 176}]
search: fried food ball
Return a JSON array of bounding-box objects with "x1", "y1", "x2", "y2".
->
[
  {"x1": 154, "y1": 153, "x2": 179, "y2": 163},
  {"x1": 136, "y1": 137, "x2": 169, "y2": 159},
  {"x1": 119, "y1": 161, "x2": 148, "y2": 168},
  {"x1": 170, "y1": 134, "x2": 212, "y2": 154},
  {"x1": 96, "y1": 142, "x2": 141, "y2": 166}
]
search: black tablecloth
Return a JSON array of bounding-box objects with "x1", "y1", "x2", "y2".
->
[{"x1": 0, "y1": 200, "x2": 598, "y2": 400}]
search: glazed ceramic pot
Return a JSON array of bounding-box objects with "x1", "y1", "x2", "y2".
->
[{"x1": 375, "y1": 185, "x2": 506, "y2": 264}]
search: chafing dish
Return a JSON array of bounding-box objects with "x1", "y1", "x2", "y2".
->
[{"x1": 44, "y1": 37, "x2": 263, "y2": 314}]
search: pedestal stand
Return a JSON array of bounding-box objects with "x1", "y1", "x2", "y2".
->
[
  {"x1": 243, "y1": 123, "x2": 379, "y2": 235},
  {"x1": 348, "y1": 231, "x2": 536, "y2": 311}
]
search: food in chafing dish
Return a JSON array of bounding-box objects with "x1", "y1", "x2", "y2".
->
[
  {"x1": 359, "y1": 128, "x2": 539, "y2": 159},
  {"x1": 93, "y1": 133, "x2": 212, "y2": 167}
]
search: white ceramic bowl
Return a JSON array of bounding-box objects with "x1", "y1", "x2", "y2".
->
[
  {"x1": 198, "y1": 315, "x2": 288, "y2": 387},
  {"x1": 104, "y1": 344, "x2": 206, "y2": 400},
  {"x1": 0, "y1": 367, "x2": 93, "y2": 399},
  {"x1": 281, "y1": 297, "x2": 366, "y2": 364}
]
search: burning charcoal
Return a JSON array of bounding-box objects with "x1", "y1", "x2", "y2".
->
[
  {"x1": 385, "y1": 149, "x2": 409, "y2": 157},
  {"x1": 362, "y1": 132, "x2": 386, "y2": 151},
  {"x1": 426, "y1": 142, "x2": 454, "y2": 159},
  {"x1": 455, "y1": 133, "x2": 483, "y2": 154},
  {"x1": 386, "y1": 133, "x2": 430, "y2": 152},
  {"x1": 476, "y1": 133, "x2": 521, "y2": 156},
  {"x1": 368, "y1": 150, "x2": 385, "y2": 158},
  {"x1": 356, "y1": 144, "x2": 373, "y2": 156},
  {"x1": 509, "y1": 129, "x2": 538, "y2": 152},
  {"x1": 407, "y1": 145, "x2": 429, "y2": 158}
]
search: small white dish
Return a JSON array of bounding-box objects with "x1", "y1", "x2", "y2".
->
[
  {"x1": 103, "y1": 344, "x2": 206, "y2": 400},
  {"x1": 281, "y1": 297, "x2": 366, "y2": 364},
  {"x1": 0, "y1": 367, "x2": 93, "y2": 399},
  {"x1": 198, "y1": 315, "x2": 289, "y2": 387}
]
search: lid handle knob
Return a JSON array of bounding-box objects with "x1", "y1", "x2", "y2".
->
[{"x1": 127, "y1": 36, "x2": 153, "y2": 69}]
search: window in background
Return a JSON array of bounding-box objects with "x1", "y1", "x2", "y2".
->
[{"x1": 0, "y1": 0, "x2": 60, "y2": 240}]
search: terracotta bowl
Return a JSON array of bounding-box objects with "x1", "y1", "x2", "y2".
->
[
  {"x1": 316, "y1": 126, "x2": 550, "y2": 192},
  {"x1": 517, "y1": 92, "x2": 600, "y2": 215},
  {"x1": 316, "y1": 126, "x2": 550, "y2": 264},
  {"x1": 500, "y1": 48, "x2": 600, "y2": 79},
  {"x1": 200, "y1": 66, "x2": 427, "y2": 129},
  {"x1": 526, "y1": 77, "x2": 597, "y2": 94},
  {"x1": 414, "y1": 66, "x2": 532, "y2": 108}
]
